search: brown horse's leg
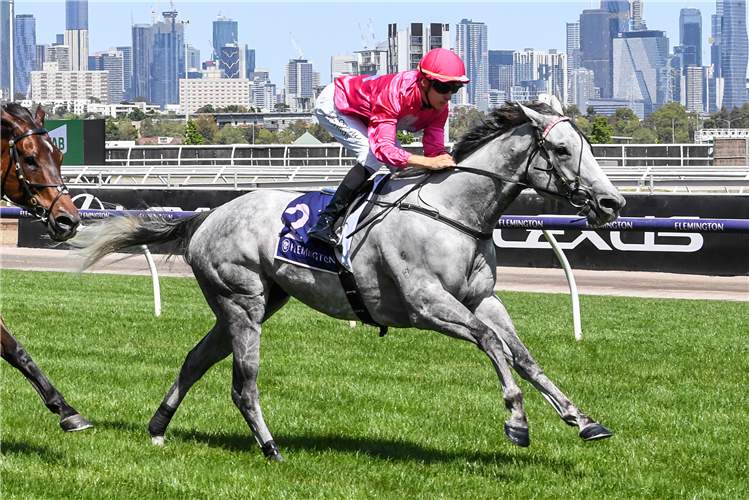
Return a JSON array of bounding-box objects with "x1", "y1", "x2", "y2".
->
[{"x1": 0, "y1": 316, "x2": 93, "y2": 432}]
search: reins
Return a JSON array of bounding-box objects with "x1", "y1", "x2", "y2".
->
[{"x1": 1, "y1": 125, "x2": 70, "y2": 223}]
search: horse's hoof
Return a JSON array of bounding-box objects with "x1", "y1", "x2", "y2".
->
[
  {"x1": 151, "y1": 435, "x2": 165, "y2": 446},
  {"x1": 261, "y1": 439, "x2": 284, "y2": 461},
  {"x1": 60, "y1": 414, "x2": 93, "y2": 432},
  {"x1": 504, "y1": 423, "x2": 530, "y2": 447},
  {"x1": 580, "y1": 423, "x2": 613, "y2": 441}
]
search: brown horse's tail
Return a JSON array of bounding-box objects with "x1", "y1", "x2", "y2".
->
[{"x1": 69, "y1": 211, "x2": 212, "y2": 270}]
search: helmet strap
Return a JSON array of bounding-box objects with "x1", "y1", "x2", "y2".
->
[{"x1": 420, "y1": 78, "x2": 434, "y2": 110}]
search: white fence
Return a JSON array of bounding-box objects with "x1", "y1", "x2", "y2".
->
[{"x1": 59, "y1": 143, "x2": 749, "y2": 193}]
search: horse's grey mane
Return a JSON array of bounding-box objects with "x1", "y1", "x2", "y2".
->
[{"x1": 451, "y1": 101, "x2": 559, "y2": 163}]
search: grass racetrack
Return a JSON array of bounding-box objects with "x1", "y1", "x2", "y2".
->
[{"x1": 1, "y1": 269, "x2": 747, "y2": 499}]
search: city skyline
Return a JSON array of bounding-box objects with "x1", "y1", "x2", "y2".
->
[{"x1": 11, "y1": 0, "x2": 728, "y2": 88}]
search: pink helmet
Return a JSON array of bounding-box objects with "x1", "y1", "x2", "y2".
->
[{"x1": 417, "y1": 48, "x2": 470, "y2": 83}]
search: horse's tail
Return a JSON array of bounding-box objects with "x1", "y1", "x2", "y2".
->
[{"x1": 70, "y1": 211, "x2": 212, "y2": 270}]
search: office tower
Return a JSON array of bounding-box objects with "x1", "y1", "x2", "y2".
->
[
  {"x1": 220, "y1": 43, "x2": 241, "y2": 78},
  {"x1": 13, "y1": 14, "x2": 36, "y2": 98},
  {"x1": 245, "y1": 48, "x2": 255, "y2": 77},
  {"x1": 131, "y1": 24, "x2": 152, "y2": 101},
  {"x1": 13, "y1": 14, "x2": 36, "y2": 97},
  {"x1": 31, "y1": 70, "x2": 108, "y2": 102},
  {"x1": 513, "y1": 48, "x2": 568, "y2": 105},
  {"x1": 387, "y1": 22, "x2": 449, "y2": 74},
  {"x1": 66, "y1": 0, "x2": 87, "y2": 30},
  {"x1": 566, "y1": 21, "x2": 581, "y2": 70},
  {"x1": 285, "y1": 59, "x2": 315, "y2": 110},
  {"x1": 1, "y1": 0, "x2": 10, "y2": 98},
  {"x1": 580, "y1": 9, "x2": 611, "y2": 99},
  {"x1": 48, "y1": 45, "x2": 71, "y2": 71},
  {"x1": 331, "y1": 55, "x2": 358, "y2": 80},
  {"x1": 720, "y1": 0, "x2": 748, "y2": 110},
  {"x1": 36, "y1": 44, "x2": 48, "y2": 71},
  {"x1": 601, "y1": 1, "x2": 631, "y2": 36},
  {"x1": 569, "y1": 68, "x2": 596, "y2": 107},
  {"x1": 186, "y1": 44, "x2": 200, "y2": 71},
  {"x1": 631, "y1": 0, "x2": 644, "y2": 30},
  {"x1": 150, "y1": 11, "x2": 185, "y2": 108},
  {"x1": 116, "y1": 46, "x2": 133, "y2": 100},
  {"x1": 685, "y1": 66, "x2": 705, "y2": 113},
  {"x1": 213, "y1": 15, "x2": 237, "y2": 62},
  {"x1": 488, "y1": 50, "x2": 513, "y2": 94},
  {"x1": 65, "y1": 0, "x2": 88, "y2": 70},
  {"x1": 356, "y1": 42, "x2": 388, "y2": 76},
  {"x1": 91, "y1": 49, "x2": 125, "y2": 103},
  {"x1": 612, "y1": 30, "x2": 669, "y2": 115},
  {"x1": 455, "y1": 19, "x2": 488, "y2": 106},
  {"x1": 679, "y1": 7, "x2": 702, "y2": 67}
]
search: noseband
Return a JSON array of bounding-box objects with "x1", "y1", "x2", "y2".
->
[{"x1": 2, "y1": 127, "x2": 70, "y2": 223}]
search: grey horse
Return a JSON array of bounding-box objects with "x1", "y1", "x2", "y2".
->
[{"x1": 72, "y1": 102, "x2": 625, "y2": 461}]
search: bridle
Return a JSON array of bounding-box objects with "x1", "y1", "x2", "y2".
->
[
  {"x1": 1, "y1": 126, "x2": 70, "y2": 223},
  {"x1": 453, "y1": 115, "x2": 597, "y2": 218}
]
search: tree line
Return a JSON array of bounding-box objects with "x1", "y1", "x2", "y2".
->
[{"x1": 60, "y1": 101, "x2": 749, "y2": 146}]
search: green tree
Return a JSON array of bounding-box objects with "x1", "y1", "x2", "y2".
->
[
  {"x1": 573, "y1": 116, "x2": 591, "y2": 136},
  {"x1": 255, "y1": 128, "x2": 279, "y2": 144},
  {"x1": 274, "y1": 103, "x2": 290, "y2": 112},
  {"x1": 183, "y1": 119, "x2": 204, "y2": 145},
  {"x1": 139, "y1": 117, "x2": 156, "y2": 138},
  {"x1": 223, "y1": 104, "x2": 249, "y2": 113},
  {"x1": 643, "y1": 102, "x2": 694, "y2": 143},
  {"x1": 396, "y1": 130, "x2": 414, "y2": 145},
  {"x1": 160, "y1": 119, "x2": 187, "y2": 138},
  {"x1": 118, "y1": 122, "x2": 138, "y2": 141},
  {"x1": 449, "y1": 107, "x2": 485, "y2": 142},
  {"x1": 586, "y1": 106, "x2": 597, "y2": 120},
  {"x1": 589, "y1": 115, "x2": 613, "y2": 144},
  {"x1": 215, "y1": 125, "x2": 248, "y2": 145},
  {"x1": 611, "y1": 108, "x2": 641, "y2": 139},
  {"x1": 128, "y1": 108, "x2": 147, "y2": 121},
  {"x1": 194, "y1": 115, "x2": 218, "y2": 144},
  {"x1": 240, "y1": 125, "x2": 260, "y2": 144},
  {"x1": 195, "y1": 104, "x2": 216, "y2": 114},
  {"x1": 563, "y1": 104, "x2": 582, "y2": 121},
  {"x1": 308, "y1": 123, "x2": 333, "y2": 143},
  {"x1": 105, "y1": 120, "x2": 120, "y2": 141}
]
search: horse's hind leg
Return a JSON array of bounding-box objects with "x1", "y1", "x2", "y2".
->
[
  {"x1": 0, "y1": 317, "x2": 93, "y2": 432},
  {"x1": 148, "y1": 322, "x2": 233, "y2": 445},
  {"x1": 474, "y1": 295, "x2": 612, "y2": 441}
]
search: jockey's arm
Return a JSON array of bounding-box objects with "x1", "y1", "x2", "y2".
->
[{"x1": 406, "y1": 152, "x2": 455, "y2": 170}]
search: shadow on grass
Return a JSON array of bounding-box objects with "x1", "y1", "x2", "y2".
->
[
  {"x1": 165, "y1": 428, "x2": 571, "y2": 469},
  {"x1": 0, "y1": 439, "x2": 64, "y2": 462}
]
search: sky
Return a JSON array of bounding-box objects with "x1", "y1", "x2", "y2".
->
[{"x1": 15, "y1": 0, "x2": 725, "y2": 87}]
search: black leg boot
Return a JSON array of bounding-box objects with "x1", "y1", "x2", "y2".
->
[{"x1": 308, "y1": 183, "x2": 358, "y2": 246}]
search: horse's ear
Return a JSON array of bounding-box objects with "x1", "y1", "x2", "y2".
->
[
  {"x1": 34, "y1": 105, "x2": 46, "y2": 128},
  {"x1": 518, "y1": 104, "x2": 547, "y2": 130}
]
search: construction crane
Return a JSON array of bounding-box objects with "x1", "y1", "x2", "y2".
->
[
  {"x1": 358, "y1": 24, "x2": 369, "y2": 50},
  {"x1": 368, "y1": 18, "x2": 379, "y2": 46},
  {"x1": 289, "y1": 32, "x2": 303, "y2": 59},
  {"x1": 208, "y1": 40, "x2": 217, "y2": 62}
]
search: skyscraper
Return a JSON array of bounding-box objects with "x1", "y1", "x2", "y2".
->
[
  {"x1": 1, "y1": 0, "x2": 10, "y2": 98},
  {"x1": 90, "y1": 49, "x2": 125, "y2": 104},
  {"x1": 455, "y1": 19, "x2": 488, "y2": 106},
  {"x1": 13, "y1": 14, "x2": 36, "y2": 98},
  {"x1": 612, "y1": 30, "x2": 669, "y2": 115},
  {"x1": 65, "y1": 0, "x2": 87, "y2": 30},
  {"x1": 150, "y1": 11, "x2": 185, "y2": 108},
  {"x1": 720, "y1": 0, "x2": 748, "y2": 110},
  {"x1": 131, "y1": 24, "x2": 152, "y2": 101},
  {"x1": 285, "y1": 59, "x2": 315, "y2": 110},
  {"x1": 387, "y1": 22, "x2": 450, "y2": 74},
  {"x1": 679, "y1": 7, "x2": 702, "y2": 67},
  {"x1": 116, "y1": 45, "x2": 133, "y2": 100},
  {"x1": 213, "y1": 16, "x2": 238, "y2": 63},
  {"x1": 580, "y1": 9, "x2": 611, "y2": 98},
  {"x1": 566, "y1": 21, "x2": 581, "y2": 71},
  {"x1": 488, "y1": 50, "x2": 513, "y2": 94},
  {"x1": 245, "y1": 48, "x2": 256, "y2": 77},
  {"x1": 65, "y1": 0, "x2": 88, "y2": 70}
]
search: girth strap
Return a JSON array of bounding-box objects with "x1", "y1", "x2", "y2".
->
[
  {"x1": 399, "y1": 202, "x2": 494, "y2": 241},
  {"x1": 336, "y1": 262, "x2": 388, "y2": 337}
]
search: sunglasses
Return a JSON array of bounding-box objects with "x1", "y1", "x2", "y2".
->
[{"x1": 431, "y1": 80, "x2": 463, "y2": 95}]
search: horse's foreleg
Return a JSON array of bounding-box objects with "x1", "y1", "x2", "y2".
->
[
  {"x1": 148, "y1": 323, "x2": 232, "y2": 445},
  {"x1": 473, "y1": 295, "x2": 612, "y2": 441},
  {"x1": 404, "y1": 288, "x2": 530, "y2": 447},
  {"x1": 0, "y1": 317, "x2": 92, "y2": 432}
]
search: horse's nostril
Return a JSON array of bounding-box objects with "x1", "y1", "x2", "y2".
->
[
  {"x1": 55, "y1": 215, "x2": 79, "y2": 231},
  {"x1": 599, "y1": 198, "x2": 618, "y2": 210}
]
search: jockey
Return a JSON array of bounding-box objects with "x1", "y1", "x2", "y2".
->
[{"x1": 308, "y1": 48, "x2": 469, "y2": 246}]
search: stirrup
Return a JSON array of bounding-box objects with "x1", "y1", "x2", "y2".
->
[{"x1": 309, "y1": 222, "x2": 340, "y2": 247}]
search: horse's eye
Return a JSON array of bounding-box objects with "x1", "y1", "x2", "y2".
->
[
  {"x1": 555, "y1": 147, "x2": 570, "y2": 157},
  {"x1": 24, "y1": 156, "x2": 39, "y2": 168}
]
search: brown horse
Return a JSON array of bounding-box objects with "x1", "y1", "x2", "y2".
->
[{"x1": 1, "y1": 102, "x2": 91, "y2": 431}]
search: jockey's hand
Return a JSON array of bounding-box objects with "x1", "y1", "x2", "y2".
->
[{"x1": 407, "y1": 153, "x2": 456, "y2": 170}]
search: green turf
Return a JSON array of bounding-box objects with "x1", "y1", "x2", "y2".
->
[{"x1": 1, "y1": 269, "x2": 747, "y2": 499}]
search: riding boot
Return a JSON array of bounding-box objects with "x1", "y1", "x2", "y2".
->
[{"x1": 308, "y1": 183, "x2": 359, "y2": 246}]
